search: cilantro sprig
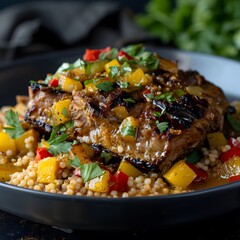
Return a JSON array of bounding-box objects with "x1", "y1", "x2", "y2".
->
[
  {"x1": 69, "y1": 156, "x2": 105, "y2": 183},
  {"x1": 4, "y1": 110, "x2": 25, "y2": 138},
  {"x1": 47, "y1": 130, "x2": 72, "y2": 155}
]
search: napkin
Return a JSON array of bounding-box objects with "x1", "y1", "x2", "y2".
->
[{"x1": 0, "y1": 0, "x2": 156, "y2": 62}]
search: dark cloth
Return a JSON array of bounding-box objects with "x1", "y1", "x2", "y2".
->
[{"x1": 0, "y1": 1, "x2": 156, "y2": 62}]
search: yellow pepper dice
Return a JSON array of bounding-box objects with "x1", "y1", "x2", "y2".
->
[
  {"x1": 0, "y1": 163, "x2": 23, "y2": 182},
  {"x1": 125, "y1": 68, "x2": 148, "y2": 87},
  {"x1": 111, "y1": 106, "x2": 129, "y2": 121},
  {"x1": 104, "y1": 59, "x2": 120, "y2": 73},
  {"x1": 37, "y1": 157, "x2": 57, "y2": 183},
  {"x1": 71, "y1": 144, "x2": 91, "y2": 164},
  {"x1": 87, "y1": 170, "x2": 110, "y2": 193},
  {"x1": 207, "y1": 132, "x2": 228, "y2": 148},
  {"x1": 15, "y1": 129, "x2": 39, "y2": 154},
  {"x1": 119, "y1": 116, "x2": 139, "y2": 141},
  {"x1": 118, "y1": 159, "x2": 142, "y2": 178},
  {"x1": 0, "y1": 132, "x2": 16, "y2": 154},
  {"x1": 85, "y1": 82, "x2": 98, "y2": 93},
  {"x1": 61, "y1": 76, "x2": 83, "y2": 93},
  {"x1": 51, "y1": 99, "x2": 71, "y2": 126},
  {"x1": 163, "y1": 160, "x2": 197, "y2": 189}
]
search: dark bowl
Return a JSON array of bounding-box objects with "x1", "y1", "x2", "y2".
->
[{"x1": 0, "y1": 46, "x2": 240, "y2": 231}]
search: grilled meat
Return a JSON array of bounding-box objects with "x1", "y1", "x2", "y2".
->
[
  {"x1": 24, "y1": 46, "x2": 230, "y2": 173},
  {"x1": 71, "y1": 70, "x2": 228, "y2": 172}
]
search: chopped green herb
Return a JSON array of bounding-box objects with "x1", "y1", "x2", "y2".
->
[
  {"x1": 227, "y1": 113, "x2": 240, "y2": 131},
  {"x1": 121, "y1": 44, "x2": 145, "y2": 57},
  {"x1": 175, "y1": 89, "x2": 186, "y2": 97},
  {"x1": 96, "y1": 82, "x2": 114, "y2": 92},
  {"x1": 47, "y1": 131, "x2": 72, "y2": 155},
  {"x1": 56, "y1": 59, "x2": 85, "y2": 73},
  {"x1": 156, "y1": 92, "x2": 176, "y2": 102},
  {"x1": 109, "y1": 66, "x2": 120, "y2": 78},
  {"x1": 4, "y1": 110, "x2": 25, "y2": 138},
  {"x1": 154, "y1": 111, "x2": 165, "y2": 117},
  {"x1": 121, "y1": 62, "x2": 132, "y2": 74},
  {"x1": 100, "y1": 151, "x2": 112, "y2": 164},
  {"x1": 54, "y1": 121, "x2": 74, "y2": 132},
  {"x1": 61, "y1": 107, "x2": 69, "y2": 117},
  {"x1": 99, "y1": 48, "x2": 118, "y2": 60},
  {"x1": 123, "y1": 98, "x2": 136, "y2": 103},
  {"x1": 119, "y1": 82, "x2": 130, "y2": 89},
  {"x1": 137, "y1": 51, "x2": 159, "y2": 70},
  {"x1": 186, "y1": 150, "x2": 202, "y2": 164},
  {"x1": 69, "y1": 156, "x2": 81, "y2": 168},
  {"x1": 156, "y1": 121, "x2": 168, "y2": 132},
  {"x1": 146, "y1": 93, "x2": 154, "y2": 99},
  {"x1": 121, "y1": 123, "x2": 136, "y2": 137},
  {"x1": 69, "y1": 156, "x2": 105, "y2": 183}
]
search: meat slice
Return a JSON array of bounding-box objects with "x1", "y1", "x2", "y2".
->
[
  {"x1": 71, "y1": 69, "x2": 229, "y2": 173},
  {"x1": 24, "y1": 82, "x2": 71, "y2": 135}
]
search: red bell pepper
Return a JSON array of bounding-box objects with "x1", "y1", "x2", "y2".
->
[
  {"x1": 109, "y1": 170, "x2": 129, "y2": 192},
  {"x1": 228, "y1": 138, "x2": 240, "y2": 149},
  {"x1": 219, "y1": 147, "x2": 240, "y2": 163},
  {"x1": 186, "y1": 163, "x2": 208, "y2": 182},
  {"x1": 35, "y1": 147, "x2": 53, "y2": 161},
  {"x1": 229, "y1": 175, "x2": 240, "y2": 182},
  {"x1": 49, "y1": 78, "x2": 59, "y2": 87},
  {"x1": 83, "y1": 47, "x2": 111, "y2": 61}
]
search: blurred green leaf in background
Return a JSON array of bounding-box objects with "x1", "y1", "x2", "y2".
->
[{"x1": 136, "y1": 0, "x2": 240, "y2": 60}]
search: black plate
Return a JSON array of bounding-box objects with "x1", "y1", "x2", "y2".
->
[{"x1": 0, "y1": 46, "x2": 240, "y2": 231}]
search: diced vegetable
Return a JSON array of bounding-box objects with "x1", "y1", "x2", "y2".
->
[
  {"x1": 125, "y1": 68, "x2": 148, "y2": 86},
  {"x1": 104, "y1": 59, "x2": 120, "y2": 73},
  {"x1": 51, "y1": 99, "x2": 71, "y2": 126},
  {"x1": 15, "y1": 129, "x2": 39, "y2": 154},
  {"x1": 35, "y1": 147, "x2": 53, "y2": 161},
  {"x1": 186, "y1": 86, "x2": 205, "y2": 97},
  {"x1": 163, "y1": 160, "x2": 197, "y2": 188},
  {"x1": 186, "y1": 163, "x2": 208, "y2": 182},
  {"x1": 83, "y1": 47, "x2": 110, "y2": 62},
  {"x1": 218, "y1": 156, "x2": 240, "y2": 179},
  {"x1": 111, "y1": 106, "x2": 129, "y2": 121},
  {"x1": 0, "y1": 132, "x2": 16, "y2": 154},
  {"x1": 109, "y1": 170, "x2": 129, "y2": 192},
  {"x1": 61, "y1": 76, "x2": 83, "y2": 93},
  {"x1": 85, "y1": 59, "x2": 109, "y2": 75},
  {"x1": 119, "y1": 116, "x2": 139, "y2": 141},
  {"x1": 207, "y1": 132, "x2": 228, "y2": 148},
  {"x1": 219, "y1": 147, "x2": 240, "y2": 163},
  {"x1": 117, "y1": 159, "x2": 142, "y2": 178},
  {"x1": 37, "y1": 157, "x2": 57, "y2": 183},
  {"x1": 87, "y1": 170, "x2": 110, "y2": 193},
  {"x1": 49, "y1": 78, "x2": 59, "y2": 87},
  {"x1": 0, "y1": 163, "x2": 23, "y2": 182},
  {"x1": 71, "y1": 144, "x2": 91, "y2": 164},
  {"x1": 159, "y1": 57, "x2": 178, "y2": 74}
]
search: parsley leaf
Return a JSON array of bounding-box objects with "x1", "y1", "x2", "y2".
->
[
  {"x1": 96, "y1": 82, "x2": 114, "y2": 92},
  {"x1": 121, "y1": 123, "x2": 136, "y2": 137},
  {"x1": 156, "y1": 121, "x2": 168, "y2": 132},
  {"x1": 47, "y1": 131, "x2": 72, "y2": 155},
  {"x1": 123, "y1": 98, "x2": 136, "y2": 103},
  {"x1": 100, "y1": 151, "x2": 113, "y2": 164},
  {"x1": 4, "y1": 110, "x2": 24, "y2": 138},
  {"x1": 69, "y1": 156, "x2": 105, "y2": 183}
]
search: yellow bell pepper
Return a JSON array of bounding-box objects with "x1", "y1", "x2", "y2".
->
[
  {"x1": 15, "y1": 129, "x2": 39, "y2": 154},
  {"x1": 163, "y1": 160, "x2": 197, "y2": 188},
  {"x1": 37, "y1": 157, "x2": 57, "y2": 183},
  {"x1": 125, "y1": 68, "x2": 148, "y2": 87},
  {"x1": 71, "y1": 144, "x2": 91, "y2": 164},
  {"x1": 61, "y1": 76, "x2": 83, "y2": 93},
  {"x1": 119, "y1": 116, "x2": 139, "y2": 141},
  {"x1": 87, "y1": 170, "x2": 110, "y2": 193},
  {"x1": 104, "y1": 59, "x2": 120, "y2": 73},
  {"x1": 111, "y1": 106, "x2": 129, "y2": 121},
  {"x1": 0, "y1": 132, "x2": 16, "y2": 154},
  {"x1": 207, "y1": 132, "x2": 228, "y2": 148},
  {"x1": 0, "y1": 163, "x2": 23, "y2": 182},
  {"x1": 51, "y1": 99, "x2": 71, "y2": 126},
  {"x1": 117, "y1": 159, "x2": 142, "y2": 178}
]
